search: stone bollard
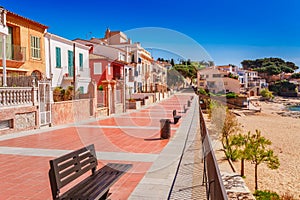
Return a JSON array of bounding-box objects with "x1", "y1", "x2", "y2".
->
[
  {"x1": 160, "y1": 119, "x2": 171, "y2": 139},
  {"x1": 173, "y1": 109, "x2": 176, "y2": 117},
  {"x1": 187, "y1": 100, "x2": 191, "y2": 107},
  {"x1": 183, "y1": 105, "x2": 187, "y2": 113}
]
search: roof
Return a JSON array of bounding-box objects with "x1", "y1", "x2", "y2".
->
[
  {"x1": 89, "y1": 54, "x2": 109, "y2": 60},
  {"x1": 45, "y1": 33, "x2": 90, "y2": 50},
  {"x1": 7, "y1": 11, "x2": 48, "y2": 29}
]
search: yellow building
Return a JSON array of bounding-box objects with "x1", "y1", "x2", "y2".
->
[{"x1": 0, "y1": 10, "x2": 48, "y2": 83}]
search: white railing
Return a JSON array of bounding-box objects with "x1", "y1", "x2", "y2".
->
[{"x1": 0, "y1": 87, "x2": 33, "y2": 107}]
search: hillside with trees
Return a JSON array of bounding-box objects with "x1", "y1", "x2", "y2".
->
[{"x1": 241, "y1": 58, "x2": 298, "y2": 75}]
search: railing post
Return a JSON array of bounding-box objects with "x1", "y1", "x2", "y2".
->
[{"x1": 32, "y1": 86, "x2": 38, "y2": 106}]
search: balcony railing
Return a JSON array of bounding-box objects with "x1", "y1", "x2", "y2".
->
[
  {"x1": 0, "y1": 42, "x2": 26, "y2": 62},
  {"x1": 78, "y1": 67, "x2": 90, "y2": 78},
  {"x1": 0, "y1": 87, "x2": 33, "y2": 107}
]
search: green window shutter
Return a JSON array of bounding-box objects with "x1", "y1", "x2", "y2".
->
[
  {"x1": 79, "y1": 53, "x2": 83, "y2": 69},
  {"x1": 56, "y1": 47, "x2": 61, "y2": 68},
  {"x1": 79, "y1": 86, "x2": 84, "y2": 94},
  {"x1": 68, "y1": 50, "x2": 73, "y2": 67},
  {"x1": 68, "y1": 50, "x2": 74, "y2": 76}
]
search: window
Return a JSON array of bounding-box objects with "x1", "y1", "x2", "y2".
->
[
  {"x1": 79, "y1": 53, "x2": 83, "y2": 70},
  {"x1": 94, "y1": 63, "x2": 102, "y2": 74},
  {"x1": 30, "y1": 35, "x2": 41, "y2": 59},
  {"x1": 79, "y1": 86, "x2": 84, "y2": 94},
  {"x1": 68, "y1": 50, "x2": 74, "y2": 76},
  {"x1": 55, "y1": 47, "x2": 61, "y2": 68},
  {"x1": 108, "y1": 63, "x2": 111, "y2": 75}
]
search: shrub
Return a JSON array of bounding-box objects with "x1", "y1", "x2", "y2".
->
[
  {"x1": 226, "y1": 92, "x2": 238, "y2": 99},
  {"x1": 254, "y1": 190, "x2": 280, "y2": 200},
  {"x1": 198, "y1": 88, "x2": 208, "y2": 95},
  {"x1": 281, "y1": 192, "x2": 295, "y2": 200},
  {"x1": 260, "y1": 89, "x2": 274, "y2": 99},
  {"x1": 98, "y1": 85, "x2": 103, "y2": 91}
]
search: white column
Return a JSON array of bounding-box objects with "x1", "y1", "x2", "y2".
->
[{"x1": 2, "y1": 34, "x2": 6, "y2": 86}]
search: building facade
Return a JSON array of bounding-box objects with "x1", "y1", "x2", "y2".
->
[
  {"x1": 0, "y1": 11, "x2": 48, "y2": 83},
  {"x1": 44, "y1": 33, "x2": 90, "y2": 93}
]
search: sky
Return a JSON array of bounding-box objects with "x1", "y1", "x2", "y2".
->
[{"x1": 2, "y1": 0, "x2": 300, "y2": 68}]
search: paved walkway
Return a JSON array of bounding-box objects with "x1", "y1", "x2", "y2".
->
[{"x1": 0, "y1": 89, "x2": 206, "y2": 200}]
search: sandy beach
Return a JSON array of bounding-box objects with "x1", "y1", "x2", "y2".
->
[{"x1": 234, "y1": 97, "x2": 300, "y2": 198}]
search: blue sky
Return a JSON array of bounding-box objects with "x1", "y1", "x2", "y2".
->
[{"x1": 2, "y1": 0, "x2": 300, "y2": 68}]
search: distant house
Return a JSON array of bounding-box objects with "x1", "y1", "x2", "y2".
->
[
  {"x1": 74, "y1": 38, "x2": 127, "y2": 82},
  {"x1": 44, "y1": 33, "x2": 91, "y2": 93},
  {"x1": 0, "y1": 9, "x2": 48, "y2": 86},
  {"x1": 197, "y1": 67, "x2": 240, "y2": 94},
  {"x1": 237, "y1": 69, "x2": 267, "y2": 96},
  {"x1": 100, "y1": 29, "x2": 155, "y2": 93}
]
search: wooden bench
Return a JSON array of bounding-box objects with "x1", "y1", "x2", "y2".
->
[{"x1": 48, "y1": 144, "x2": 132, "y2": 200}]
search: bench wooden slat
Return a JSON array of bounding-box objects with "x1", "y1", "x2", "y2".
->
[
  {"x1": 57, "y1": 157, "x2": 77, "y2": 171},
  {"x1": 61, "y1": 163, "x2": 131, "y2": 199},
  {"x1": 49, "y1": 144, "x2": 132, "y2": 200},
  {"x1": 59, "y1": 155, "x2": 96, "y2": 180},
  {"x1": 57, "y1": 151, "x2": 92, "y2": 171}
]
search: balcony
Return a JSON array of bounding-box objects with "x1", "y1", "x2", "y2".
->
[
  {"x1": 0, "y1": 43, "x2": 26, "y2": 68},
  {"x1": 78, "y1": 67, "x2": 90, "y2": 78}
]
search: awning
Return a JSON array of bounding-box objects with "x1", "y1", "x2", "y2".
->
[{"x1": 0, "y1": 67, "x2": 30, "y2": 72}]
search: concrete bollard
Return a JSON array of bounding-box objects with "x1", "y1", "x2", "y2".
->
[{"x1": 160, "y1": 119, "x2": 171, "y2": 139}]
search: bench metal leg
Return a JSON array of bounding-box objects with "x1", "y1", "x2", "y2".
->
[{"x1": 99, "y1": 189, "x2": 110, "y2": 200}]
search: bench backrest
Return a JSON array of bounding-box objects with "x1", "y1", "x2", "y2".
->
[{"x1": 49, "y1": 144, "x2": 98, "y2": 199}]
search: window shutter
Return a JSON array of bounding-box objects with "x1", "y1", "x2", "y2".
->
[
  {"x1": 56, "y1": 47, "x2": 61, "y2": 68},
  {"x1": 79, "y1": 53, "x2": 83, "y2": 69}
]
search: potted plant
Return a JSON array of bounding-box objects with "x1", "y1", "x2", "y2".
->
[{"x1": 98, "y1": 85, "x2": 103, "y2": 91}]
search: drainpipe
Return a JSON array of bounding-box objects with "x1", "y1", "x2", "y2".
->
[
  {"x1": 47, "y1": 33, "x2": 52, "y2": 82},
  {"x1": 2, "y1": 34, "x2": 6, "y2": 86},
  {"x1": 73, "y1": 43, "x2": 76, "y2": 98},
  {"x1": 1, "y1": 8, "x2": 7, "y2": 86}
]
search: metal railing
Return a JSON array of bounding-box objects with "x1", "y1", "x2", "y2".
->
[
  {"x1": 199, "y1": 100, "x2": 228, "y2": 200},
  {"x1": 0, "y1": 42, "x2": 26, "y2": 62}
]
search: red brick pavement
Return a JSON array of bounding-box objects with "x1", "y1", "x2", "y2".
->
[{"x1": 0, "y1": 94, "x2": 194, "y2": 199}]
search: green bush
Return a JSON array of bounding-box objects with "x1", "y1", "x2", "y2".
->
[
  {"x1": 198, "y1": 88, "x2": 207, "y2": 95},
  {"x1": 260, "y1": 89, "x2": 274, "y2": 99},
  {"x1": 98, "y1": 85, "x2": 103, "y2": 91},
  {"x1": 226, "y1": 92, "x2": 238, "y2": 99},
  {"x1": 254, "y1": 190, "x2": 280, "y2": 200}
]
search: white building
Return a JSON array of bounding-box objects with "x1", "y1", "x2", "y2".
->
[{"x1": 44, "y1": 33, "x2": 91, "y2": 93}]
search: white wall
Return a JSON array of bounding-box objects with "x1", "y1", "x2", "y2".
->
[{"x1": 45, "y1": 33, "x2": 90, "y2": 93}]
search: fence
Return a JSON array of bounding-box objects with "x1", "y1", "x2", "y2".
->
[
  {"x1": 0, "y1": 87, "x2": 34, "y2": 107},
  {"x1": 116, "y1": 89, "x2": 122, "y2": 104},
  {"x1": 97, "y1": 90, "x2": 105, "y2": 107},
  {"x1": 199, "y1": 101, "x2": 228, "y2": 200}
]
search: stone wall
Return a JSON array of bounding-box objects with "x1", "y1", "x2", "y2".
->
[
  {"x1": 95, "y1": 107, "x2": 108, "y2": 117},
  {"x1": 115, "y1": 103, "x2": 123, "y2": 114},
  {"x1": 0, "y1": 106, "x2": 38, "y2": 135},
  {"x1": 51, "y1": 99, "x2": 92, "y2": 126},
  {"x1": 15, "y1": 112, "x2": 36, "y2": 129}
]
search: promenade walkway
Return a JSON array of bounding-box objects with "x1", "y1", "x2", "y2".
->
[{"x1": 0, "y1": 89, "x2": 206, "y2": 200}]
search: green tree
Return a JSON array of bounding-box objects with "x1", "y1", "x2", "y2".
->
[
  {"x1": 230, "y1": 133, "x2": 248, "y2": 176},
  {"x1": 244, "y1": 130, "x2": 280, "y2": 190},
  {"x1": 260, "y1": 89, "x2": 273, "y2": 99},
  {"x1": 291, "y1": 73, "x2": 300, "y2": 79},
  {"x1": 241, "y1": 57, "x2": 298, "y2": 74},
  {"x1": 221, "y1": 110, "x2": 241, "y2": 160},
  {"x1": 170, "y1": 58, "x2": 175, "y2": 66}
]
